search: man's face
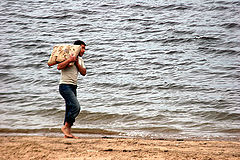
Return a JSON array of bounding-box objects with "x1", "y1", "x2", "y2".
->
[{"x1": 79, "y1": 44, "x2": 85, "y2": 57}]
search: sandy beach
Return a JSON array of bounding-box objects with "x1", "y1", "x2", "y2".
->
[{"x1": 0, "y1": 136, "x2": 240, "y2": 160}]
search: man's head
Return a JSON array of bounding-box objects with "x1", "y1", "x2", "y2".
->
[{"x1": 74, "y1": 40, "x2": 86, "y2": 57}]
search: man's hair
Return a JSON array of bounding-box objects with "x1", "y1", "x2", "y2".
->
[{"x1": 74, "y1": 40, "x2": 86, "y2": 46}]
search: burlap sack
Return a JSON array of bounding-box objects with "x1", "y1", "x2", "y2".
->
[{"x1": 48, "y1": 44, "x2": 81, "y2": 66}]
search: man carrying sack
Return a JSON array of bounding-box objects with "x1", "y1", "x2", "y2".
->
[{"x1": 48, "y1": 40, "x2": 86, "y2": 138}]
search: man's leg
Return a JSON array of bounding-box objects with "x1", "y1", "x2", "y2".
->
[{"x1": 59, "y1": 84, "x2": 81, "y2": 138}]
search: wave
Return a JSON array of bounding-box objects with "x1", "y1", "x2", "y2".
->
[
  {"x1": 135, "y1": 127, "x2": 181, "y2": 133},
  {"x1": 191, "y1": 111, "x2": 240, "y2": 121},
  {"x1": 220, "y1": 23, "x2": 240, "y2": 29},
  {"x1": 220, "y1": 128, "x2": 240, "y2": 133},
  {"x1": 127, "y1": 3, "x2": 191, "y2": 11},
  {"x1": 0, "y1": 128, "x2": 119, "y2": 135}
]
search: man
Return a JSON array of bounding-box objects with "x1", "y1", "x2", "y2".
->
[{"x1": 54, "y1": 40, "x2": 86, "y2": 138}]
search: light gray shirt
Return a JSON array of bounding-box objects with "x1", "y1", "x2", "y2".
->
[{"x1": 59, "y1": 57, "x2": 85, "y2": 85}]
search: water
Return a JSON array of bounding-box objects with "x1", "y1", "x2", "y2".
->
[{"x1": 0, "y1": 0, "x2": 240, "y2": 140}]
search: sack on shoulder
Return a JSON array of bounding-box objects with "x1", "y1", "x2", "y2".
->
[{"x1": 48, "y1": 44, "x2": 81, "y2": 66}]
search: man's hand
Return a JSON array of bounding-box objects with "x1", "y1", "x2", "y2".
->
[
  {"x1": 57, "y1": 54, "x2": 77, "y2": 70},
  {"x1": 68, "y1": 54, "x2": 77, "y2": 62}
]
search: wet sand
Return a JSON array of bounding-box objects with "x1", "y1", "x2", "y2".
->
[{"x1": 0, "y1": 136, "x2": 240, "y2": 160}]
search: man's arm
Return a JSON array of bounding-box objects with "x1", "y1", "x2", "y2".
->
[
  {"x1": 75, "y1": 57, "x2": 86, "y2": 76},
  {"x1": 48, "y1": 61, "x2": 57, "y2": 67},
  {"x1": 57, "y1": 55, "x2": 77, "y2": 70}
]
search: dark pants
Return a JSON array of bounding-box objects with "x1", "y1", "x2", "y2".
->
[{"x1": 59, "y1": 84, "x2": 81, "y2": 126}]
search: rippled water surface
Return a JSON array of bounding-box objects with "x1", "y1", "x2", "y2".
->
[{"x1": 0, "y1": 0, "x2": 240, "y2": 140}]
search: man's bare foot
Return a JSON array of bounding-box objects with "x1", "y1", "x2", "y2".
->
[
  {"x1": 64, "y1": 135, "x2": 79, "y2": 139},
  {"x1": 61, "y1": 122, "x2": 79, "y2": 139},
  {"x1": 61, "y1": 125, "x2": 72, "y2": 137},
  {"x1": 64, "y1": 135, "x2": 73, "y2": 138}
]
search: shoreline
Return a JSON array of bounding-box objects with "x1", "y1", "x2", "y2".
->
[
  {"x1": 0, "y1": 128, "x2": 239, "y2": 142},
  {"x1": 1, "y1": 135, "x2": 240, "y2": 160}
]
